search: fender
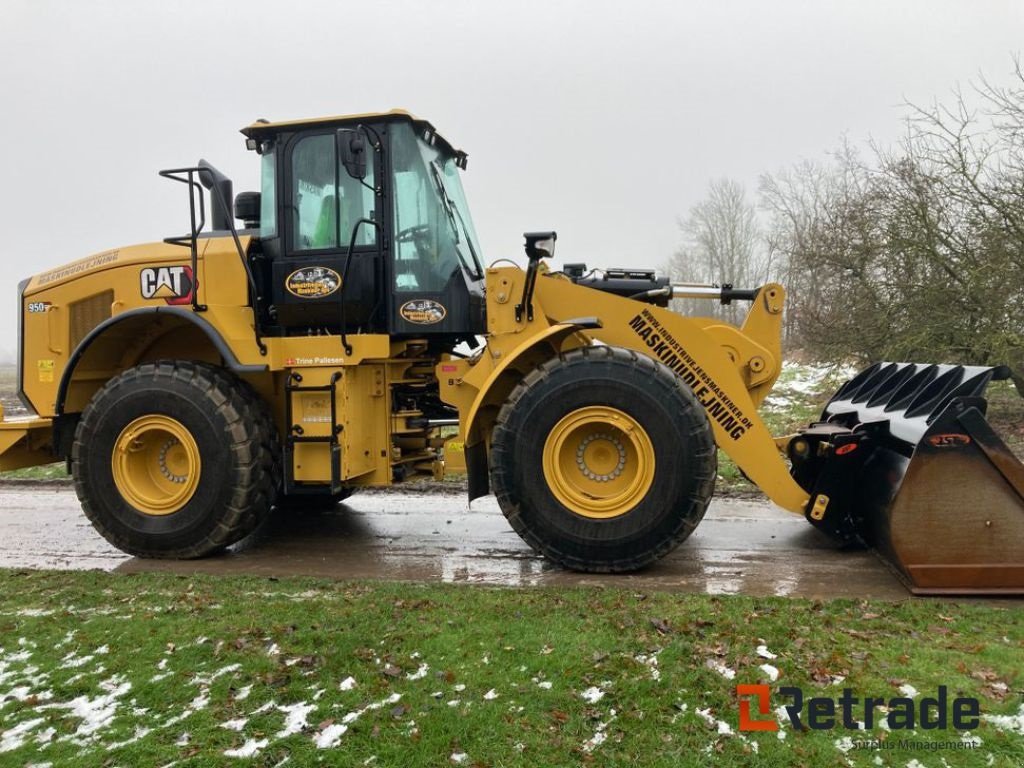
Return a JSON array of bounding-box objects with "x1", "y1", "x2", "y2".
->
[
  {"x1": 462, "y1": 317, "x2": 600, "y2": 500},
  {"x1": 55, "y1": 306, "x2": 267, "y2": 415}
]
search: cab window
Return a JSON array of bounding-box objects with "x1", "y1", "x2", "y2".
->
[
  {"x1": 290, "y1": 134, "x2": 377, "y2": 252},
  {"x1": 259, "y1": 148, "x2": 277, "y2": 238}
]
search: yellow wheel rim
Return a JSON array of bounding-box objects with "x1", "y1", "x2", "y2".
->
[
  {"x1": 111, "y1": 415, "x2": 201, "y2": 516},
  {"x1": 542, "y1": 406, "x2": 656, "y2": 519}
]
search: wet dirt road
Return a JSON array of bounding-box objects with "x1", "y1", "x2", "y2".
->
[{"x1": 0, "y1": 485, "x2": 912, "y2": 598}]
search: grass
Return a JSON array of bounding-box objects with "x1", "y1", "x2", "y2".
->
[
  {"x1": 0, "y1": 570, "x2": 1021, "y2": 767},
  {"x1": 0, "y1": 462, "x2": 67, "y2": 481}
]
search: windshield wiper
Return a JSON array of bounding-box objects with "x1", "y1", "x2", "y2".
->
[
  {"x1": 430, "y1": 161, "x2": 483, "y2": 278},
  {"x1": 429, "y1": 162, "x2": 461, "y2": 244}
]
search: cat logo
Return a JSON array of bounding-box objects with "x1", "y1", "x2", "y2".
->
[{"x1": 140, "y1": 265, "x2": 194, "y2": 305}]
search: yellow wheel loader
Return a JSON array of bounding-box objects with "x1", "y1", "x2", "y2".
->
[{"x1": 3, "y1": 110, "x2": 1022, "y2": 593}]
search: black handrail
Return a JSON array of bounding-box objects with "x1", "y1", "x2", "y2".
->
[
  {"x1": 158, "y1": 167, "x2": 206, "y2": 313},
  {"x1": 339, "y1": 218, "x2": 383, "y2": 356},
  {"x1": 159, "y1": 166, "x2": 267, "y2": 356}
]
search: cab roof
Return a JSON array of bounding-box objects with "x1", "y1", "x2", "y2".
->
[{"x1": 240, "y1": 109, "x2": 464, "y2": 158}]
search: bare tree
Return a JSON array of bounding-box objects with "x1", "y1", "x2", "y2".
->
[
  {"x1": 758, "y1": 67, "x2": 1024, "y2": 381},
  {"x1": 668, "y1": 179, "x2": 770, "y2": 324}
]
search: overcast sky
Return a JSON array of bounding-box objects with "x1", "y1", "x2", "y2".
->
[{"x1": 0, "y1": 0, "x2": 1021, "y2": 354}]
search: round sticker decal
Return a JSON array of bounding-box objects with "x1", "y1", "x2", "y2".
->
[
  {"x1": 400, "y1": 299, "x2": 447, "y2": 325},
  {"x1": 285, "y1": 267, "x2": 341, "y2": 299}
]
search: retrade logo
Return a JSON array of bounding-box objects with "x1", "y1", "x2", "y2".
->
[
  {"x1": 736, "y1": 684, "x2": 981, "y2": 732},
  {"x1": 737, "y1": 684, "x2": 777, "y2": 731}
]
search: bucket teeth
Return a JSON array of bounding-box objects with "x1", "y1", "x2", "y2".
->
[
  {"x1": 822, "y1": 362, "x2": 1009, "y2": 447},
  {"x1": 793, "y1": 362, "x2": 1024, "y2": 595}
]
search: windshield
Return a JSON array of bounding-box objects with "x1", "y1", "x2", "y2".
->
[{"x1": 391, "y1": 122, "x2": 483, "y2": 292}]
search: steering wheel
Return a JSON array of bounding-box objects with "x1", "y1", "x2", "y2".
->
[{"x1": 396, "y1": 224, "x2": 431, "y2": 243}]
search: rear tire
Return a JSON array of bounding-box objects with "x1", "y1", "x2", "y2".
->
[
  {"x1": 72, "y1": 361, "x2": 278, "y2": 558},
  {"x1": 490, "y1": 346, "x2": 716, "y2": 572}
]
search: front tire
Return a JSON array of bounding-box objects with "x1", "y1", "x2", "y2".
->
[
  {"x1": 72, "y1": 361, "x2": 278, "y2": 558},
  {"x1": 490, "y1": 346, "x2": 716, "y2": 572}
]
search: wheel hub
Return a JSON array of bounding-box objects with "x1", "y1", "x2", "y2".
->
[
  {"x1": 543, "y1": 406, "x2": 656, "y2": 519},
  {"x1": 575, "y1": 432, "x2": 627, "y2": 482},
  {"x1": 158, "y1": 439, "x2": 190, "y2": 484},
  {"x1": 111, "y1": 415, "x2": 201, "y2": 516}
]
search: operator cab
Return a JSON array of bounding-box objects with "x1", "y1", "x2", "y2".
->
[{"x1": 239, "y1": 110, "x2": 486, "y2": 343}]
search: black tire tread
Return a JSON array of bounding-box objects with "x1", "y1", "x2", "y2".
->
[
  {"x1": 490, "y1": 345, "x2": 716, "y2": 572},
  {"x1": 72, "y1": 361, "x2": 278, "y2": 559}
]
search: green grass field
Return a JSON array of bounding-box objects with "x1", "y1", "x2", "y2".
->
[{"x1": 0, "y1": 570, "x2": 1021, "y2": 767}]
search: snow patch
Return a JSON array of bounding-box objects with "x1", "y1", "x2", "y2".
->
[
  {"x1": 224, "y1": 738, "x2": 269, "y2": 758},
  {"x1": 406, "y1": 664, "x2": 429, "y2": 681},
  {"x1": 983, "y1": 703, "x2": 1024, "y2": 734},
  {"x1": 696, "y1": 707, "x2": 733, "y2": 736},
  {"x1": 38, "y1": 675, "x2": 132, "y2": 741},
  {"x1": 187, "y1": 691, "x2": 210, "y2": 712},
  {"x1": 194, "y1": 663, "x2": 241, "y2": 686},
  {"x1": 581, "y1": 686, "x2": 605, "y2": 704},
  {"x1": 274, "y1": 701, "x2": 316, "y2": 739},
  {"x1": 706, "y1": 659, "x2": 736, "y2": 680},
  {"x1": 315, "y1": 723, "x2": 348, "y2": 748},
  {"x1": 339, "y1": 676, "x2": 357, "y2": 691},
  {"x1": 106, "y1": 726, "x2": 151, "y2": 750},
  {"x1": 759, "y1": 663, "x2": 779, "y2": 682},
  {"x1": 581, "y1": 709, "x2": 616, "y2": 753},
  {"x1": 755, "y1": 645, "x2": 778, "y2": 660},
  {"x1": 0, "y1": 717, "x2": 45, "y2": 753},
  {"x1": 635, "y1": 652, "x2": 661, "y2": 681},
  {"x1": 61, "y1": 651, "x2": 94, "y2": 669},
  {"x1": 835, "y1": 736, "x2": 856, "y2": 754},
  {"x1": 318, "y1": 693, "x2": 402, "y2": 748}
]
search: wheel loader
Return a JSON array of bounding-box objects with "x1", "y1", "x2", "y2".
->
[{"x1": 3, "y1": 110, "x2": 1022, "y2": 594}]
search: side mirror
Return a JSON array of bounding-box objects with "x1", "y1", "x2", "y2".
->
[{"x1": 337, "y1": 128, "x2": 367, "y2": 180}]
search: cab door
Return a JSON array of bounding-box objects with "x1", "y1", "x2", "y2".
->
[{"x1": 271, "y1": 130, "x2": 382, "y2": 330}]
